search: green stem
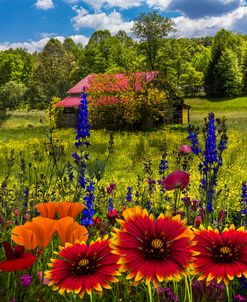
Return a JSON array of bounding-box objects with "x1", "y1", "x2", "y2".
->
[
  {"x1": 173, "y1": 188, "x2": 180, "y2": 212},
  {"x1": 147, "y1": 282, "x2": 153, "y2": 302},
  {"x1": 225, "y1": 283, "x2": 230, "y2": 302},
  {"x1": 173, "y1": 280, "x2": 178, "y2": 296},
  {"x1": 184, "y1": 275, "x2": 192, "y2": 302},
  {"x1": 90, "y1": 293, "x2": 94, "y2": 302}
]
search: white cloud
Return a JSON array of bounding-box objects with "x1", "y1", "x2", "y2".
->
[
  {"x1": 63, "y1": 0, "x2": 80, "y2": 3},
  {"x1": 82, "y1": 0, "x2": 143, "y2": 10},
  {"x1": 174, "y1": 6, "x2": 247, "y2": 37},
  {"x1": 145, "y1": 0, "x2": 171, "y2": 9},
  {"x1": 69, "y1": 34, "x2": 89, "y2": 44},
  {"x1": 0, "y1": 35, "x2": 89, "y2": 53},
  {"x1": 72, "y1": 10, "x2": 134, "y2": 34},
  {"x1": 35, "y1": 0, "x2": 54, "y2": 10},
  {"x1": 40, "y1": 32, "x2": 56, "y2": 38}
]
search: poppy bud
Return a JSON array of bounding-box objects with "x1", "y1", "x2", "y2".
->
[
  {"x1": 195, "y1": 216, "x2": 202, "y2": 227},
  {"x1": 178, "y1": 145, "x2": 192, "y2": 154}
]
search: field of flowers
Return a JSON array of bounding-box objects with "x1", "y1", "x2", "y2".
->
[{"x1": 0, "y1": 94, "x2": 247, "y2": 302}]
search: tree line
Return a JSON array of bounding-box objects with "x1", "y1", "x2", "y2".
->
[{"x1": 1, "y1": 11, "x2": 247, "y2": 121}]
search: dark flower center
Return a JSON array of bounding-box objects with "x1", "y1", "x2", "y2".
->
[
  {"x1": 214, "y1": 245, "x2": 238, "y2": 263},
  {"x1": 220, "y1": 246, "x2": 231, "y2": 255},
  {"x1": 78, "y1": 258, "x2": 89, "y2": 267},
  {"x1": 73, "y1": 257, "x2": 96, "y2": 275},
  {"x1": 151, "y1": 239, "x2": 163, "y2": 249},
  {"x1": 143, "y1": 238, "x2": 168, "y2": 259}
]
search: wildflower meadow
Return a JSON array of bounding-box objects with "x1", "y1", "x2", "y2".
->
[{"x1": 1, "y1": 92, "x2": 247, "y2": 302}]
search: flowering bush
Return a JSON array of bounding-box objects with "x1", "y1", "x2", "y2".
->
[{"x1": 87, "y1": 72, "x2": 170, "y2": 128}]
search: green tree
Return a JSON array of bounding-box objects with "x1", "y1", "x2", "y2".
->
[
  {"x1": 26, "y1": 38, "x2": 75, "y2": 109},
  {"x1": 180, "y1": 63, "x2": 204, "y2": 96},
  {"x1": 216, "y1": 48, "x2": 243, "y2": 96},
  {"x1": 0, "y1": 49, "x2": 34, "y2": 86},
  {"x1": 132, "y1": 11, "x2": 175, "y2": 70},
  {"x1": 0, "y1": 81, "x2": 27, "y2": 124},
  {"x1": 205, "y1": 29, "x2": 245, "y2": 96}
]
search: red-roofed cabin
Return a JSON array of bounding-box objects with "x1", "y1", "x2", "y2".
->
[{"x1": 55, "y1": 72, "x2": 190, "y2": 129}]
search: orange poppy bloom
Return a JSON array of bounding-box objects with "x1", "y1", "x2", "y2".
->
[
  {"x1": 55, "y1": 217, "x2": 88, "y2": 245},
  {"x1": 35, "y1": 202, "x2": 85, "y2": 219},
  {"x1": 35, "y1": 202, "x2": 58, "y2": 219},
  {"x1": 11, "y1": 225, "x2": 38, "y2": 250},
  {"x1": 56, "y1": 202, "x2": 85, "y2": 219},
  {"x1": 12, "y1": 217, "x2": 56, "y2": 249}
]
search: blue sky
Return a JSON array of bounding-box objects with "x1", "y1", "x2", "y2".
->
[{"x1": 0, "y1": 0, "x2": 247, "y2": 52}]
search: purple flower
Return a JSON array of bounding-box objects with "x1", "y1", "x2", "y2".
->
[
  {"x1": 20, "y1": 274, "x2": 32, "y2": 287},
  {"x1": 107, "y1": 183, "x2": 116, "y2": 194},
  {"x1": 234, "y1": 294, "x2": 246, "y2": 302}
]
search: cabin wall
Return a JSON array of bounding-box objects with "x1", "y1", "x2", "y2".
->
[{"x1": 57, "y1": 105, "x2": 186, "y2": 129}]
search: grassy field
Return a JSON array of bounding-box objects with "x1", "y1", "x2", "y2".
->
[
  {"x1": 185, "y1": 95, "x2": 247, "y2": 131},
  {"x1": 0, "y1": 96, "x2": 247, "y2": 208}
]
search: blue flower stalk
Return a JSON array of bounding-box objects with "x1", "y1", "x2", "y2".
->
[
  {"x1": 126, "y1": 186, "x2": 132, "y2": 202},
  {"x1": 158, "y1": 152, "x2": 168, "y2": 178},
  {"x1": 73, "y1": 89, "x2": 91, "y2": 199},
  {"x1": 187, "y1": 113, "x2": 227, "y2": 214},
  {"x1": 240, "y1": 181, "x2": 247, "y2": 225},
  {"x1": 75, "y1": 89, "x2": 90, "y2": 148},
  {"x1": 81, "y1": 181, "x2": 95, "y2": 226}
]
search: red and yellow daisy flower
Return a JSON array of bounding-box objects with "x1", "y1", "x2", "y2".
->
[
  {"x1": 111, "y1": 206, "x2": 194, "y2": 287},
  {"x1": 0, "y1": 242, "x2": 37, "y2": 272},
  {"x1": 193, "y1": 225, "x2": 247, "y2": 284},
  {"x1": 45, "y1": 236, "x2": 120, "y2": 299}
]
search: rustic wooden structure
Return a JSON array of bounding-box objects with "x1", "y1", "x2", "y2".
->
[{"x1": 55, "y1": 72, "x2": 190, "y2": 129}]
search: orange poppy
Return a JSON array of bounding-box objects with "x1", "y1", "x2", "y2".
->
[
  {"x1": 35, "y1": 202, "x2": 58, "y2": 219},
  {"x1": 56, "y1": 202, "x2": 85, "y2": 219},
  {"x1": 12, "y1": 217, "x2": 56, "y2": 249},
  {"x1": 35, "y1": 202, "x2": 85, "y2": 219},
  {"x1": 11, "y1": 226, "x2": 38, "y2": 250},
  {"x1": 55, "y1": 217, "x2": 88, "y2": 245}
]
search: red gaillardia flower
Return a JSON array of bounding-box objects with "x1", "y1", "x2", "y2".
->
[
  {"x1": 110, "y1": 206, "x2": 194, "y2": 288},
  {"x1": 0, "y1": 242, "x2": 37, "y2": 272},
  {"x1": 193, "y1": 225, "x2": 247, "y2": 284},
  {"x1": 162, "y1": 170, "x2": 190, "y2": 191},
  {"x1": 45, "y1": 236, "x2": 120, "y2": 299}
]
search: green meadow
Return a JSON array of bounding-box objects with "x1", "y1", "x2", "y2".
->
[{"x1": 0, "y1": 96, "x2": 247, "y2": 205}]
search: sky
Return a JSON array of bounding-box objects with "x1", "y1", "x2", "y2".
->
[{"x1": 0, "y1": 0, "x2": 247, "y2": 52}]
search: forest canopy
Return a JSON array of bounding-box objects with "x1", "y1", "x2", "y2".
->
[{"x1": 0, "y1": 11, "x2": 247, "y2": 120}]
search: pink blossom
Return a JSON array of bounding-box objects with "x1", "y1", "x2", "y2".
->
[
  {"x1": 162, "y1": 170, "x2": 190, "y2": 191},
  {"x1": 37, "y1": 271, "x2": 50, "y2": 285},
  {"x1": 178, "y1": 145, "x2": 192, "y2": 154},
  {"x1": 107, "y1": 209, "x2": 118, "y2": 220}
]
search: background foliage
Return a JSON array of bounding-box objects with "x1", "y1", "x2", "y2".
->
[{"x1": 1, "y1": 11, "x2": 247, "y2": 125}]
